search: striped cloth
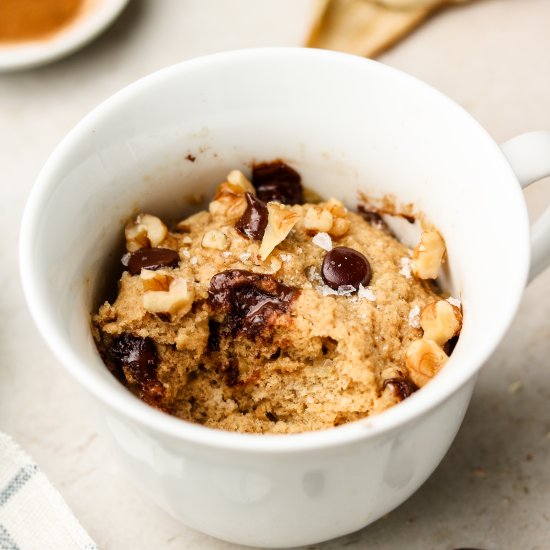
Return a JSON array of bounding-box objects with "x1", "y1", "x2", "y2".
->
[{"x1": 0, "y1": 433, "x2": 97, "y2": 550}]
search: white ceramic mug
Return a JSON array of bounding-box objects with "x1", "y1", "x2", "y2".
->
[{"x1": 19, "y1": 48, "x2": 550, "y2": 548}]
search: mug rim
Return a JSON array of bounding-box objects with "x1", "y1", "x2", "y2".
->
[{"x1": 19, "y1": 47, "x2": 530, "y2": 453}]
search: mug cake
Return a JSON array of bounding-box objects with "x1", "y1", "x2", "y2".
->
[{"x1": 93, "y1": 161, "x2": 462, "y2": 433}]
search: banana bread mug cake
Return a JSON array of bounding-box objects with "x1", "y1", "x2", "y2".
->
[{"x1": 93, "y1": 161, "x2": 462, "y2": 434}]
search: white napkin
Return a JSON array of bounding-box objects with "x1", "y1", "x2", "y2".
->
[{"x1": 0, "y1": 432, "x2": 97, "y2": 550}]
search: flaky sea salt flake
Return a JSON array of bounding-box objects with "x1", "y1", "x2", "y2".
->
[
  {"x1": 400, "y1": 257, "x2": 412, "y2": 279},
  {"x1": 337, "y1": 285, "x2": 356, "y2": 296},
  {"x1": 312, "y1": 232, "x2": 332, "y2": 251},
  {"x1": 358, "y1": 284, "x2": 376, "y2": 301},
  {"x1": 447, "y1": 296, "x2": 461, "y2": 308},
  {"x1": 408, "y1": 305, "x2": 421, "y2": 328},
  {"x1": 320, "y1": 285, "x2": 339, "y2": 296},
  {"x1": 307, "y1": 266, "x2": 322, "y2": 284}
]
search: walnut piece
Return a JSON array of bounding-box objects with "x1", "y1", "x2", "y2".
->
[
  {"x1": 303, "y1": 198, "x2": 350, "y2": 237},
  {"x1": 304, "y1": 207, "x2": 333, "y2": 232},
  {"x1": 405, "y1": 339, "x2": 448, "y2": 387},
  {"x1": 201, "y1": 229, "x2": 228, "y2": 250},
  {"x1": 259, "y1": 203, "x2": 299, "y2": 261},
  {"x1": 140, "y1": 269, "x2": 171, "y2": 292},
  {"x1": 420, "y1": 300, "x2": 462, "y2": 346},
  {"x1": 125, "y1": 214, "x2": 167, "y2": 252},
  {"x1": 140, "y1": 270, "x2": 194, "y2": 316},
  {"x1": 411, "y1": 230, "x2": 446, "y2": 279},
  {"x1": 226, "y1": 170, "x2": 254, "y2": 192},
  {"x1": 209, "y1": 171, "x2": 255, "y2": 222}
]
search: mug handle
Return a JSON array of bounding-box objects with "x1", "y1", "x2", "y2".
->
[{"x1": 501, "y1": 131, "x2": 550, "y2": 282}]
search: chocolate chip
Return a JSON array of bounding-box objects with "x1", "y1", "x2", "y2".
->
[
  {"x1": 96, "y1": 342, "x2": 124, "y2": 382},
  {"x1": 127, "y1": 248, "x2": 180, "y2": 275},
  {"x1": 108, "y1": 333, "x2": 158, "y2": 386},
  {"x1": 266, "y1": 411, "x2": 278, "y2": 422},
  {"x1": 444, "y1": 335, "x2": 459, "y2": 356},
  {"x1": 208, "y1": 269, "x2": 300, "y2": 338},
  {"x1": 141, "y1": 379, "x2": 169, "y2": 413},
  {"x1": 220, "y1": 358, "x2": 240, "y2": 387},
  {"x1": 235, "y1": 192, "x2": 268, "y2": 240},
  {"x1": 357, "y1": 204, "x2": 390, "y2": 232},
  {"x1": 382, "y1": 377, "x2": 418, "y2": 400},
  {"x1": 207, "y1": 319, "x2": 221, "y2": 352},
  {"x1": 321, "y1": 247, "x2": 372, "y2": 290},
  {"x1": 252, "y1": 161, "x2": 303, "y2": 205}
]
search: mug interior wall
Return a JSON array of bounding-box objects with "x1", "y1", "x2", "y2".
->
[{"x1": 29, "y1": 51, "x2": 528, "y2": 405}]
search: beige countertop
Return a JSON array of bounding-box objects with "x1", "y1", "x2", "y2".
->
[{"x1": 1, "y1": 1, "x2": 549, "y2": 548}]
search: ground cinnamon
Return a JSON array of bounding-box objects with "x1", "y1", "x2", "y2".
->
[{"x1": 0, "y1": 0, "x2": 83, "y2": 43}]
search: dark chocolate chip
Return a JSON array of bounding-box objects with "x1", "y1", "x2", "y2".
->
[
  {"x1": 207, "y1": 319, "x2": 221, "y2": 352},
  {"x1": 266, "y1": 411, "x2": 278, "y2": 422},
  {"x1": 235, "y1": 192, "x2": 268, "y2": 240},
  {"x1": 444, "y1": 335, "x2": 459, "y2": 356},
  {"x1": 108, "y1": 333, "x2": 158, "y2": 386},
  {"x1": 97, "y1": 342, "x2": 124, "y2": 382},
  {"x1": 252, "y1": 161, "x2": 303, "y2": 205},
  {"x1": 321, "y1": 247, "x2": 372, "y2": 290},
  {"x1": 208, "y1": 269, "x2": 299, "y2": 338},
  {"x1": 357, "y1": 204, "x2": 390, "y2": 231},
  {"x1": 127, "y1": 248, "x2": 180, "y2": 275},
  {"x1": 382, "y1": 377, "x2": 418, "y2": 400},
  {"x1": 220, "y1": 358, "x2": 240, "y2": 387}
]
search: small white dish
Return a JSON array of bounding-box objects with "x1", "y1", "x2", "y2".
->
[{"x1": 0, "y1": 0, "x2": 129, "y2": 72}]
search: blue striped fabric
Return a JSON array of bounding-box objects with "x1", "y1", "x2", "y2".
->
[
  {"x1": 0, "y1": 464, "x2": 38, "y2": 508},
  {"x1": 0, "y1": 433, "x2": 97, "y2": 549},
  {"x1": 0, "y1": 524, "x2": 19, "y2": 550}
]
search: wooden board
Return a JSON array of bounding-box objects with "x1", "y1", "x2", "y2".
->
[{"x1": 306, "y1": 0, "x2": 469, "y2": 58}]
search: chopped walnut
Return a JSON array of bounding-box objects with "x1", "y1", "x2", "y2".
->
[
  {"x1": 226, "y1": 170, "x2": 254, "y2": 192},
  {"x1": 125, "y1": 214, "x2": 167, "y2": 252},
  {"x1": 209, "y1": 170, "x2": 255, "y2": 222},
  {"x1": 303, "y1": 198, "x2": 350, "y2": 237},
  {"x1": 420, "y1": 300, "x2": 462, "y2": 346},
  {"x1": 140, "y1": 270, "x2": 194, "y2": 316},
  {"x1": 405, "y1": 339, "x2": 448, "y2": 387},
  {"x1": 411, "y1": 230, "x2": 446, "y2": 279},
  {"x1": 259, "y1": 203, "x2": 299, "y2": 261},
  {"x1": 201, "y1": 229, "x2": 228, "y2": 250}
]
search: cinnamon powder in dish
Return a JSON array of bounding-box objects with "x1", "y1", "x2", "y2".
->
[{"x1": 0, "y1": 0, "x2": 83, "y2": 43}]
